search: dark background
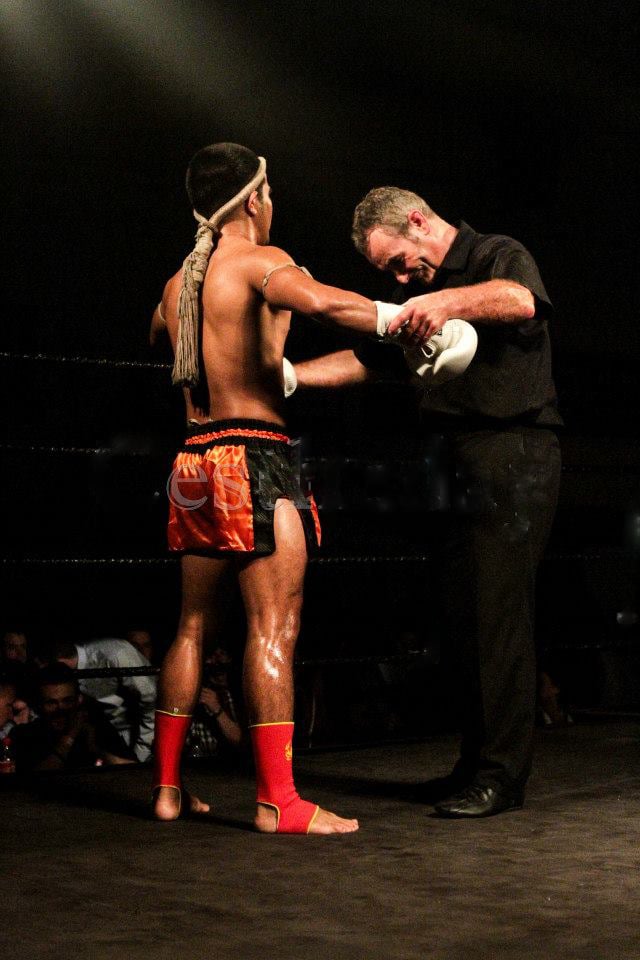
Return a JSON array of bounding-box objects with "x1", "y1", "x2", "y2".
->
[
  {"x1": 2, "y1": 1, "x2": 639, "y2": 711},
  {"x1": 3, "y1": 0, "x2": 639, "y2": 358}
]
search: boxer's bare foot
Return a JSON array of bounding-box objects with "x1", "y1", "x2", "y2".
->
[
  {"x1": 152, "y1": 786, "x2": 210, "y2": 821},
  {"x1": 254, "y1": 803, "x2": 359, "y2": 835},
  {"x1": 187, "y1": 792, "x2": 210, "y2": 815},
  {"x1": 308, "y1": 807, "x2": 359, "y2": 835}
]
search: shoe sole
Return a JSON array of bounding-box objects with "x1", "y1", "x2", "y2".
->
[{"x1": 434, "y1": 800, "x2": 524, "y2": 819}]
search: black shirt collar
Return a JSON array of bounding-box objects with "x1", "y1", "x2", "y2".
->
[
  {"x1": 438, "y1": 221, "x2": 477, "y2": 274},
  {"x1": 391, "y1": 221, "x2": 478, "y2": 301}
]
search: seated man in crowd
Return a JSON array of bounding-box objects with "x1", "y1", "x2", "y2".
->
[
  {"x1": 54, "y1": 636, "x2": 156, "y2": 762},
  {"x1": 186, "y1": 646, "x2": 244, "y2": 758},
  {"x1": 125, "y1": 627, "x2": 157, "y2": 666},
  {"x1": 0, "y1": 672, "x2": 32, "y2": 741},
  {"x1": 1, "y1": 628, "x2": 29, "y2": 668},
  {"x1": 12, "y1": 663, "x2": 135, "y2": 772}
]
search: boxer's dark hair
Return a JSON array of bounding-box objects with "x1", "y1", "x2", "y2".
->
[
  {"x1": 352, "y1": 186, "x2": 434, "y2": 256},
  {"x1": 186, "y1": 143, "x2": 263, "y2": 220}
]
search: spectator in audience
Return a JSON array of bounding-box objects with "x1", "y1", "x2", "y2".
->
[
  {"x1": 125, "y1": 627, "x2": 157, "y2": 666},
  {"x1": 0, "y1": 674, "x2": 31, "y2": 740},
  {"x1": 2, "y1": 628, "x2": 28, "y2": 666},
  {"x1": 12, "y1": 663, "x2": 135, "y2": 771},
  {"x1": 186, "y1": 646, "x2": 243, "y2": 758},
  {"x1": 54, "y1": 636, "x2": 156, "y2": 762},
  {"x1": 537, "y1": 668, "x2": 573, "y2": 727}
]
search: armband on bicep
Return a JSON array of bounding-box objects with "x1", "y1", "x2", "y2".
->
[
  {"x1": 150, "y1": 302, "x2": 167, "y2": 346},
  {"x1": 261, "y1": 263, "x2": 313, "y2": 295}
]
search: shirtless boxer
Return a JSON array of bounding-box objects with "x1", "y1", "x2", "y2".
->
[{"x1": 151, "y1": 143, "x2": 474, "y2": 834}]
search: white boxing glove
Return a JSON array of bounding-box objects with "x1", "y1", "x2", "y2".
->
[
  {"x1": 404, "y1": 319, "x2": 478, "y2": 385},
  {"x1": 283, "y1": 357, "x2": 297, "y2": 398},
  {"x1": 375, "y1": 300, "x2": 478, "y2": 385}
]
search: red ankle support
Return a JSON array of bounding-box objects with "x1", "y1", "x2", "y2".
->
[
  {"x1": 250, "y1": 722, "x2": 319, "y2": 834},
  {"x1": 153, "y1": 710, "x2": 191, "y2": 790}
]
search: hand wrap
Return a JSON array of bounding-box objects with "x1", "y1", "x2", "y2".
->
[{"x1": 374, "y1": 301, "x2": 405, "y2": 338}]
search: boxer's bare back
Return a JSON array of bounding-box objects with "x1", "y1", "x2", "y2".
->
[
  {"x1": 160, "y1": 255, "x2": 286, "y2": 424},
  {"x1": 154, "y1": 180, "x2": 378, "y2": 423}
]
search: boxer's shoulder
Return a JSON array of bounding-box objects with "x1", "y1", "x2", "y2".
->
[
  {"x1": 252, "y1": 243, "x2": 296, "y2": 268},
  {"x1": 244, "y1": 244, "x2": 301, "y2": 291},
  {"x1": 163, "y1": 270, "x2": 182, "y2": 300}
]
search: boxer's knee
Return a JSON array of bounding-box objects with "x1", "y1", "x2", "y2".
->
[
  {"x1": 173, "y1": 611, "x2": 206, "y2": 651},
  {"x1": 246, "y1": 614, "x2": 299, "y2": 660}
]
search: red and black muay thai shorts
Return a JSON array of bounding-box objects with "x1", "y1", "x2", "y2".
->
[{"x1": 167, "y1": 419, "x2": 321, "y2": 557}]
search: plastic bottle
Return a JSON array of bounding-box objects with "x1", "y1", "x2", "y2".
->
[{"x1": 0, "y1": 737, "x2": 16, "y2": 775}]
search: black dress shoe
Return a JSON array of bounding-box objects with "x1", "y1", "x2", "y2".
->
[
  {"x1": 412, "y1": 769, "x2": 474, "y2": 805},
  {"x1": 434, "y1": 782, "x2": 524, "y2": 818}
]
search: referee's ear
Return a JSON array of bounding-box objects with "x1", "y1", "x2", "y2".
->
[{"x1": 407, "y1": 209, "x2": 430, "y2": 234}]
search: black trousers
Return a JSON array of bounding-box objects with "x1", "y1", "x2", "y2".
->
[{"x1": 433, "y1": 426, "x2": 561, "y2": 791}]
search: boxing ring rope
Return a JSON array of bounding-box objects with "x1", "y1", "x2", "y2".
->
[
  {"x1": 3, "y1": 346, "x2": 638, "y2": 755},
  {"x1": 3, "y1": 348, "x2": 640, "y2": 473},
  {"x1": 3, "y1": 349, "x2": 638, "y2": 659},
  {"x1": 2, "y1": 444, "x2": 152, "y2": 457},
  {"x1": 2, "y1": 344, "x2": 637, "y2": 597},
  {"x1": 0, "y1": 551, "x2": 632, "y2": 566},
  {"x1": 0, "y1": 350, "x2": 170, "y2": 371},
  {"x1": 72, "y1": 649, "x2": 440, "y2": 680},
  {"x1": 1, "y1": 440, "x2": 638, "y2": 476}
]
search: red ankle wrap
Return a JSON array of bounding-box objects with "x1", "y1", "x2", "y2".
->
[
  {"x1": 250, "y1": 722, "x2": 319, "y2": 834},
  {"x1": 152, "y1": 710, "x2": 191, "y2": 791}
]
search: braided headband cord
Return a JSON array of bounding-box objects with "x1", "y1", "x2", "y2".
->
[{"x1": 172, "y1": 156, "x2": 267, "y2": 387}]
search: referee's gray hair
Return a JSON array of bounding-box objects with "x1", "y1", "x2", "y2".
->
[{"x1": 351, "y1": 187, "x2": 434, "y2": 256}]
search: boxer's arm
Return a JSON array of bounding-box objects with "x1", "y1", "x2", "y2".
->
[
  {"x1": 263, "y1": 264, "x2": 376, "y2": 334},
  {"x1": 151, "y1": 275, "x2": 181, "y2": 347},
  {"x1": 388, "y1": 280, "x2": 535, "y2": 341},
  {"x1": 293, "y1": 350, "x2": 377, "y2": 390},
  {"x1": 149, "y1": 303, "x2": 166, "y2": 347},
  {"x1": 251, "y1": 249, "x2": 401, "y2": 338}
]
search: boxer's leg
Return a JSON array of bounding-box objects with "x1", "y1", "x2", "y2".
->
[
  {"x1": 152, "y1": 553, "x2": 230, "y2": 821},
  {"x1": 238, "y1": 498, "x2": 358, "y2": 835}
]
